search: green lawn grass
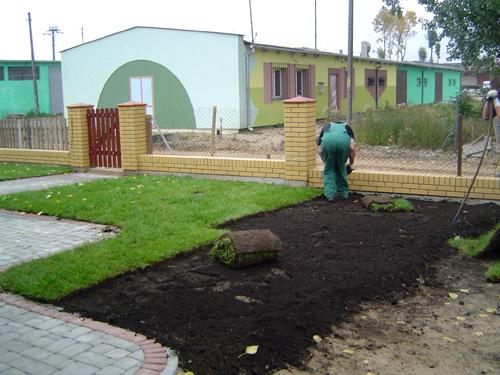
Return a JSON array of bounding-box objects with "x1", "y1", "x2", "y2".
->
[
  {"x1": 0, "y1": 163, "x2": 72, "y2": 181},
  {"x1": 0, "y1": 175, "x2": 322, "y2": 301},
  {"x1": 447, "y1": 224, "x2": 500, "y2": 281}
]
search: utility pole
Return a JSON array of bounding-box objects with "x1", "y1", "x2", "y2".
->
[
  {"x1": 28, "y1": 12, "x2": 40, "y2": 115},
  {"x1": 314, "y1": 0, "x2": 317, "y2": 49},
  {"x1": 249, "y1": 0, "x2": 255, "y2": 44},
  {"x1": 44, "y1": 26, "x2": 63, "y2": 61},
  {"x1": 346, "y1": 0, "x2": 354, "y2": 126}
]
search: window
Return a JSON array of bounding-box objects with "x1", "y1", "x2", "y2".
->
[
  {"x1": 8, "y1": 66, "x2": 39, "y2": 81},
  {"x1": 378, "y1": 77, "x2": 385, "y2": 87},
  {"x1": 367, "y1": 77, "x2": 376, "y2": 87},
  {"x1": 424, "y1": 78, "x2": 428, "y2": 86},
  {"x1": 416, "y1": 78, "x2": 422, "y2": 87},
  {"x1": 296, "y1": 69, "x2": 303, "y2": 96},
  {"x1": 130, "y1": 76, "x2": 154, "y2": 116},
  {"x1": 0, "y1": 67, "x2": 4, "y2": 81},
  {"x1": 448, "y1": 79, "x2": 452, "y2": 86},
  {"x1": 272, "y1": 68, "x2": 283, "y2": 99},
  {"x1": 453, "y1": 79, "x2": 456, "y2": 86}
]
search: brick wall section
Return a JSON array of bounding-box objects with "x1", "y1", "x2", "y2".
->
[
  {"x1": 0, "y1": 149, "x2": 70, "y2": 166},
  {"x1": 283, "y1": 97, "x2": 317, "y2": 183},
  {"x1": 67, "y1": 103, "x2": 93, "y2": 168},
  {"x1": 118, "y1": 102, "x2": 148, "y2": 171},
  {"x1": 3, "y1": 99, "x2": 500, "y2": 201},
  {"x1": 309, "y1": 168, "x2": 500, "y2": 200},
  {"x1": 139, "y1": 155, "x2": 286, "y2": 179}
]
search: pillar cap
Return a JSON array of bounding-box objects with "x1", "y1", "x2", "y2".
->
[
  {"x1": 283, "y1": 96, "x2": 317, "y2": 104},
  {"x1": 66, "y1": 103, "x2": 94, "y2": 108},
  {"x1": 118, "y1": 101, "x2": 147, "y2": 107}
]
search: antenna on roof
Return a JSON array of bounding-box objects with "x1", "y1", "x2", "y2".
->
[{"x1": 249, "y1": 0, "x2": 255, "y2": 44}]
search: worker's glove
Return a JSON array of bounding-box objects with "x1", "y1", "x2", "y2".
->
[
  {"x1": 486, "y1": 90, "x2": 500, "y2": 108},
  {"x1": 346, "y1": 164, "x2": 356, "y2": 175},
  {"x1": 487, "y1": 90, "x2": 499, "y2": 99}
]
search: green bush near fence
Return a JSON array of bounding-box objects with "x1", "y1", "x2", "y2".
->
[{"x1": 354, "y1": 97, "x2": 488, "y2": 150}]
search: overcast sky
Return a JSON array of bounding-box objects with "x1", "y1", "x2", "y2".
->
[{"x1": 1, "y1": 0, "x2": 456, "y2": 63}]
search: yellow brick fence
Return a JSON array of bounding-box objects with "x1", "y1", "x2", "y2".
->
[{"x1": 1, "y1": 99, "x2": 499, "y2": 201}]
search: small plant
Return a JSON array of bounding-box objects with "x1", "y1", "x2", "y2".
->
[{"x1": 371, "y1": 198, "x2": 414, "y2": 212}]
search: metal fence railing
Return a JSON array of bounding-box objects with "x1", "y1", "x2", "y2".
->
[{"x1": 151, "y1": 108, "x2": 500, "y2": 178}]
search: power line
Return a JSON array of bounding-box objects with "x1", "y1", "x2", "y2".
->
[{"x1": 44, "y1": 26, "x2": 63, "y2": 61}]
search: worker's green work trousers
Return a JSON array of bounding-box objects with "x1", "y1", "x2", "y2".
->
[{"x1": 320, "y1": 123, "x2": 351, "y2": 199}]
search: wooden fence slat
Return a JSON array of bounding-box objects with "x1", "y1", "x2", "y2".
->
[{"x1": 0, "y1": 117, "x2": 69, "y2": 150}]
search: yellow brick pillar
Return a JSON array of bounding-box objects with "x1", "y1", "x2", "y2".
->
[
  {"x1": 118, "y1": 101, "x2": 148, "y2": 172},
  {"x1": 67, "y1": 103, "x2": 94, "y2": 169},
  {"x1": 283, "y1": 96, "x2": 317, "y2": 185}
]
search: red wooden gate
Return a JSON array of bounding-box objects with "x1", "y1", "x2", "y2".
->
[{"x1": 87, "y1": 108, "x2": 121, "y2": 168}]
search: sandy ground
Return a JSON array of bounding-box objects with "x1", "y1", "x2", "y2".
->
[{"x1": 272, "y1": 257, "x2": 500, "y2": 375}]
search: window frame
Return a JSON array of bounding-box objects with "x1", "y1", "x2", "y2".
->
[{"x1": 8, "y1": 66, "x2": 39, "y2": 81}]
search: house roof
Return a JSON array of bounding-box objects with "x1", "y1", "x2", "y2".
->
[
  {"x1": 60, "y1": 26, "x2": 245, "y2": 53},
  {"x1": 247, "y1": 42, "x2": 464, "y2": 72}
]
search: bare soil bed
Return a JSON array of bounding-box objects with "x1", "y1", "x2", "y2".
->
[{"x1": 57, "y1": 195, "x2": 500, "y2": 375}]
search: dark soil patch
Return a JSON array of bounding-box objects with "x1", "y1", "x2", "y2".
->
[{"x1": 56, "y1": 194, "x2": 500, "y2": 375}]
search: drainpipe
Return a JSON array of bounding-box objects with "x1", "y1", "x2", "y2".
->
[
  {"x1": 245, "y1": 45, "x2": 255, "y2": 131},
  {"x1": 375, "y1": 62, "x2": 383, "y2": 109},
  {"x1": 421, "y1": 69, "x2": 425, "y2": 104}
]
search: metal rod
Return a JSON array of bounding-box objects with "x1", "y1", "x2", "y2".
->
[{"x1": 346, "y1": 0, "x2": 354, "y2": 125}]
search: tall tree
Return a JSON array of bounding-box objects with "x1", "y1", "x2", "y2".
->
[
  {"x1": 426, "y1": 28, "x2": 438, "y2": 63},
  {"x1": 377, "y1": 47, "x2": 386, "y2": 59},
  {"x1": 383, "y1": 0, "x2": 500, "y2": 69},
  {"x1": 435, "y1": 43, "x2": 441, "y2": 63},
  {"x1": 418, "y1": 47, "x2": 427, "y2": 62},
  {"x1": 373, "y1": 8, "x2": 418, "y2": 61},
  {"x1": 394, "y1": 11, "x2": 418, "y2": 61},
  {"x1": 373, "y1": 8, "x2": 397, "y2": 60}
]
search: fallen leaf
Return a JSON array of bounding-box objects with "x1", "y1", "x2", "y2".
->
[
  {"x1": 459, "y1": 289, "x2": 470, "y2": 293},
  {"x1": 363, "y1": 360, "x2": 370, "y2": 364},
  {"x1": 479, "y1": 314, "x2": 488, "y2": 318},
  {"x1": 456, "y1": 353, "x2": 464, "y2": 359},
  {"x1": 313, "y1": 335, "x2": 322, "y2": 343},
  {"x1": 486, "y1": 308, "x2": 497, "y2": 313},
  {"x1": 238, "y1": 345, "x2": 258, "y2": 358},
  {"x1": 342, "y1": 349, "x2": 354, "y2": 354},
  {"x1": 475, "y1": 332, "x2": 483, "y2": 336},
  {"x1": 449, "y1": 293, "x2": 459, "y2": 299},
  {"x1": 443, "y1": 336, "x2": 456, "y2": 343},
  {"x1": 456, "y1": 317, "x2": 466, "y2": 321}
]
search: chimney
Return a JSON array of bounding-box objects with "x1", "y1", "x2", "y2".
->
[{"x1": 361, "y1": 41, "x2": 368, "y2": 58}]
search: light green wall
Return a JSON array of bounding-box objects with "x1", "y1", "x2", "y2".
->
[
  {"x1": 399, "y1": 66, "x2": 462, "y2": 105},
  {"x1": 61, "y1": 27, "x2": 247, "y2": 129},
  {"x1": 0, "y1": 61, "x2": 59, "y2": 117}
]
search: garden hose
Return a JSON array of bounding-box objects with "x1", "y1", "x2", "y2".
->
[{"x1": 452, "y1": 115, "x2": 493, "y2": 224}]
